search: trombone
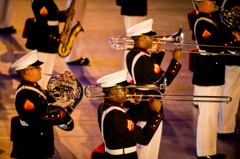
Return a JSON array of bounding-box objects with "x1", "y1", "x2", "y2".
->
[
  {"x1": 84, "y1": 84, "x2": 232, "y2": 103},
  {"x1": 109, "y1": 27, "x2": 240, "y2": 55}
]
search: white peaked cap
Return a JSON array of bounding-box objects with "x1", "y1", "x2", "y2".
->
[
  {"x1": 97, "y1": 69, "x2": 128, "y2": 88},
  {"x1": 127, "y1": 19, "x2": 156, "y2": 36},
  {"x1": 11, "y1": 49, "x2": 43, "y2": 71}
]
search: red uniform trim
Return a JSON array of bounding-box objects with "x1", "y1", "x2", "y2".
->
[
  {"x1": 149, "y1": 112, "x2": 163, "y2": 131},
  {"x1": 90, "y1": 142, "x2": 105, "y2": 159},
  {"x1": 22, "y1": 17, "x2": 34, "y2": 38},
  {"x1": 10, "y1": 116, "x2": 20, "y2": 141},
  {"x1": 169, "y1": 62, "x2": 180, "y2": 75},
  {"x1": 43, "y1": 114, "x2": 62, "y2": 120},
  {"x1": 132, "y1": 45, "x2": 149, "y2": 54},
  {"x1": 104, "y1": 98, "x2": 125, "y2": 109},
  {"x1": 129, "y1": 80, "x2": 134, "y2": 84},
  {"x1": 187, "y1": 10, "x2": 197, "y2": 30},
  {"x1": 20, "y1": 82, "x2": 48, "y2": 103}
]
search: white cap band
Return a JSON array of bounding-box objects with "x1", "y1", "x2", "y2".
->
[
  {"x1": 11, "y1": 50, "x2": 40, "y2": 71},
  {"x1": 97, "y1": 69, "x2": 128, "y2": 88}
]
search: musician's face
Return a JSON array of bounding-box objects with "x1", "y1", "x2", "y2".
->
[
  {"x1": 206, "y1": 1, "x2": 216, "y2": 12},
  {"x1": 142, "y1": 35, "x2": 154, "y2": 49},
  {"x1": 111, "y1": 87, "x2": 128, "y2": 102},
  {"x1": 27, "y1": 66, "x2": 42, "y2": 82}
]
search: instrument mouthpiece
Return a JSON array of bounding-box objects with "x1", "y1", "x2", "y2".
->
[{"x1": 41, "y1": 73, "x2": 52, "y2": 76}]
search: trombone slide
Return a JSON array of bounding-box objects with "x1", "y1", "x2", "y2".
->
[
  {"x1": 84, "y1": 85, "x2": 232, "y2": 103},
  {"x1": 126, "y1": 94, "x2": 232, "y2": 103}
]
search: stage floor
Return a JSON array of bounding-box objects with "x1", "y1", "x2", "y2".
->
[{"x1": 0, "y1": 0, "x2": 239, "y2": 158}]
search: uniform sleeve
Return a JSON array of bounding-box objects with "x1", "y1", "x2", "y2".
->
[
  {"x1": 165, "y1": 58, "x2": 181, "y2": 85},
  {"x1": 45, "y1": 90, "x2": 56, "y2": 103},
  {"x1": 151, "y1": 51, "x2": 165, "y2": 65},
  {"x1": 143, "y1": 57, "x2": 165, "y2": 82},
  {"x1": 113, "y1": 110, "x2": 163, "y2": 145},
  {"x1": 16, "y1": 90, "x2": 64, "y2": 127},
  {"x1": 195, "y1": 20, "x2": 225, "y2": 53}
]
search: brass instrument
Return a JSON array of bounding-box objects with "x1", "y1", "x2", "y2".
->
[
  {"x1": 58, "y1": 0, "x2": 84, "y2": 58},
  {"x1": 85, "y1": 84, "x2": 232, "y2": 103},
  {"x1": 47, "y1": 74, "x2": 83, "y2": 131},
  {"x1": 109, "y1": 27, "x2": 183, "y2": 51},
  {"x1": 109, "y1": 27, "x2": 240, "y2": 55},
  {"x1": 220, "y1": 8, "x2": 240, "y2": 30}
]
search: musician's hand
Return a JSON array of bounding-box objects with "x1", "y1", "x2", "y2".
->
[
  {"x1": 60, "y1": 33, "x2": 68, "y2": 43},
  {"x1": 232, "y1": 31, "x2": 240, "y2": 41},
  {"x1": 231, "y1": 5, "x2": 240, "y2": 12},
  {"x1": 149, "y1": 98, "x2": 161, "y2": 112},
  {"x1": 129, "y1": 92, "x2": 142, "y2": 105},
  {"x1": 65, "y1": 8, "x2": 75, "y2": 17},
  {"x1": 152, "y1": 42, "x2": 163, "y2": 52},
  {"x1": 62, "y1": 71, "x2": 73, "y2": 79},
  {"x1": 172, "y1": 48, "x2": 182, "y2": 61},
  {"x1": 60, "y1": 109, "x2": 68, "y2": 118}
]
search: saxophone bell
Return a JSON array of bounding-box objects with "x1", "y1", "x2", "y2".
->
[{"x1": 58, "y1": 0, "x2": 84, "y2": 58}]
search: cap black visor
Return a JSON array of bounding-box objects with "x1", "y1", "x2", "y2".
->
[
  {"x1": 142, "y1": 31, "x2": 157, "y2": 36},
  {"x1": 29, "y1": 60, "x2": 44, "y2": 67}
]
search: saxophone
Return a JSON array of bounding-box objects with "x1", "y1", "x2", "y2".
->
[{"x1": 58, "y1": 0, "x2": 84, "y2": 58}]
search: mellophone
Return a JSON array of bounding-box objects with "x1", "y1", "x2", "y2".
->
[{"x1": 44, "y1": 73, "x2": 83, "y2": 131}]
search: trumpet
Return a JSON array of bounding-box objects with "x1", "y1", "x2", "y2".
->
[
  {"x1": 109, "y1": 27, "x2": 240, "y2": 55},
  {"x1": 85, "y1": 84, "x2": 232, "y2": 103}
]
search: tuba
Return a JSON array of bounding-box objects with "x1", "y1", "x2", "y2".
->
[
  {"x1": 58, "y1": 0, "x2": 84, "y2": 58},
  {"x1": 47, "y1": 74, "x2": 83, "y2": 131}
]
